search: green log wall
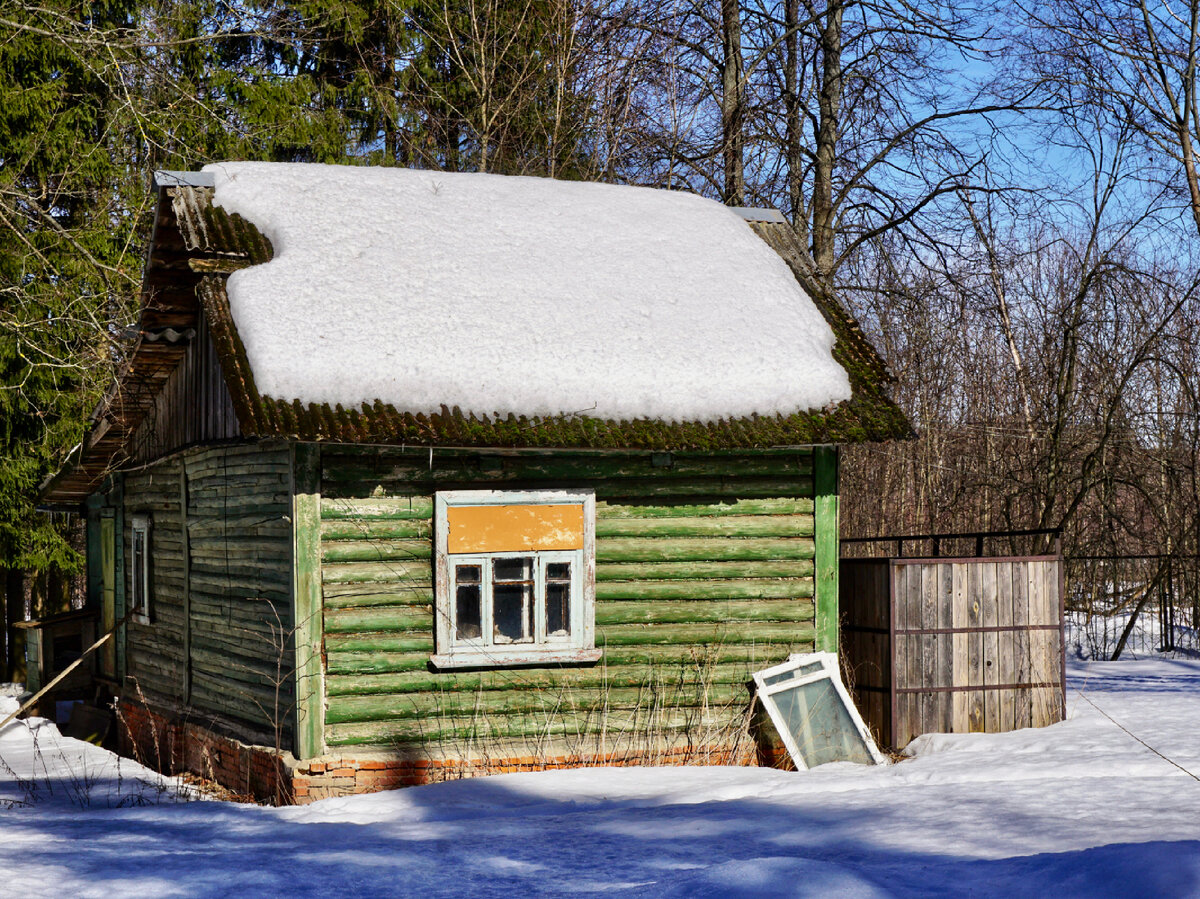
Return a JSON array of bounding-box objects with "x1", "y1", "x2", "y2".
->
[
  {"x1": 117, "y1": 442, "x2": 294, "y2": 745},
  {"x1": 313, "y1": 446, "x2": 833, "y2": 755}
]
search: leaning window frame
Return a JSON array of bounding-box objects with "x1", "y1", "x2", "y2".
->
[
  {"x1": 752, "y1": 652, "x2": 886, "y2": 769},
  {"x1": 431, "y1": 489, "x2": 598, "y2": 670},
  {"x1": 129, "y1": 514, "x2": 151, "y2": 625}
]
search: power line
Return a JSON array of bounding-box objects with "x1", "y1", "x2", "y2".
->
[{"x1": 1072, "y1": 687, "x2": 1200, "y2": 783}]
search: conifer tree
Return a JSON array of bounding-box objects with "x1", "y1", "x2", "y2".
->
[{"x1": 0, "y1": 0, "x2": 143, "y2": 576}]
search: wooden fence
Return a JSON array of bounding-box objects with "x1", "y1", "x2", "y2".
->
[{"x1": 841, "y1": 554, "x2": 1065, "y2": 749}]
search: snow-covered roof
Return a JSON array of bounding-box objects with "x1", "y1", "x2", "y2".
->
[
  {"x1": 39, "y1": 164, "x2": 914, "y2": 506},
  {"x1": 201, "y1": 162, "x2": 851, "y2": 423}
]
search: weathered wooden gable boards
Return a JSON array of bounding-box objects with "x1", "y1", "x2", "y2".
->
[
  {"x1": 127, "y1": 312, "x2": 242, "y2": 466},
  {"x1": 315, "y1": 446, "x2": 829, "y2": 751},
  {"x1": 118, "y1": 442, "x2": 294, "y2": 744}
]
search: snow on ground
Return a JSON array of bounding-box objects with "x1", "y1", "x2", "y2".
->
[
  {"x1": 5, "y1": 661, "x2": 1200, "y2": 897},
  {"x1": 0, "y1": 696, "x2": 196, "y2": 811},
  {"x1": 204, "y1": 162, "x2": 850, "y2": 421}
]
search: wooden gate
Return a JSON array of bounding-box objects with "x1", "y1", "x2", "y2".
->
[{"x1": 841, "y1": 555, "x2": 1065, "y2": 749}]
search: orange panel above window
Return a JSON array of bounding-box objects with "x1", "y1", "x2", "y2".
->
[{"x1": 446, "y1": 504, "x2": 584, "y2": 553}]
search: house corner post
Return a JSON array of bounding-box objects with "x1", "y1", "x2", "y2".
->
[
  {"x1": 814, "y1": 445, "x2": 839, "y2": 654},
  {"x1": 292, "y1": 443, "x2": 325, "y2": 760}
]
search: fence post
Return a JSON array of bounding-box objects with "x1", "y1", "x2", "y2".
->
[{"x1": 1166, "y1": 558, "x2": 1176, "y2": 652}]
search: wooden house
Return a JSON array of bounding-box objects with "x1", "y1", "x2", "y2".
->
[{"x1": 39, "y1": 163, "x2": 911, "y2": 802}]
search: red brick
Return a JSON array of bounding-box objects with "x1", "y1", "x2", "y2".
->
[{"x1": 115, "y1": 699, "x2": 753, "y2": 805}]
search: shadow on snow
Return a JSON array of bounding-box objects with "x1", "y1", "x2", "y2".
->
[{"x1": 0, "y1": 772, "x2": 1195, "y2": 898}]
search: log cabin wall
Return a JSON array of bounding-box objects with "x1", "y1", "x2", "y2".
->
[
  {"x1": 120, "y1": 455, "x2": 185, "y2": 706},
  {"x1": 310, "y1": 445, "x2": 835, "y2": 760},
  {"x1": 128, "y1": 311, "x2": 242, "y2": 466},
  {"x1": 117, "y1": 441, "x2": 294, "y2": 748}
]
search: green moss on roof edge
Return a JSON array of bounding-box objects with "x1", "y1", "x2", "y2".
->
[{"x1": 245, "y1": 391, "x2": 910, "y2": 449}]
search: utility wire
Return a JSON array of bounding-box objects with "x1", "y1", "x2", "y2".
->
[{"x1": 1072, "y1": 687, "x2": 1200, "y2": 783}]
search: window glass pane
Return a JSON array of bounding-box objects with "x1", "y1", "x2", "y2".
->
[
  {"x1": 546, "y1": 582, "x2": 570, "y2": 637},
  {"x1": 770, "y1": 677, "x2": 875, "y2": 767},
  {"x1": 761, "y1": 661, "x2": 825, "y2": 687},
  {"x1": 493, "y1": 583, "x2": 533, "y2": 643},
  {"x1": 546, "y1": 562, "x2": 570, "y2": 580},
  {"x1": 455, "y1": 565, "x2": 482, "y2": 640},
  {"x1": 493, "y1": 557, "x2": 533, "y2": 581},
  {"x1": 132, "y1": 530, "x2": 145, "y2": 610}
]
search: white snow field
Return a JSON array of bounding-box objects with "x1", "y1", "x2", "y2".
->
[{"x1": 3, "y1": 658, "x2": 1200, "y2": 898}]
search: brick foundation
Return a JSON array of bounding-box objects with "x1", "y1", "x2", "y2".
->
[
  {"x1": 117, "y1": 701, "x2": 292, "y2": 803},
  {"x1": 292, "y1": 744, "x2": 760, "y2": 803},
  {"x1": 117, "y1": 701, "x2": 780, "y2": 805}
]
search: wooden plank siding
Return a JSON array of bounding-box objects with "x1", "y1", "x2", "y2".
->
[
  {"x1": 119, "y1": 441, "x2": 294, "y2": 747},
  {"x1": 127, "y1": 311, "x2": 242, "y2": 466},
  {"x1": 314, "y1": 446, "x2": 826, "y2": 755},
  {"x1": 840, "y1": 555, "x2": 1064, "y2": 750},
  {"x1": 839, "y1": 559, "x2": 891, "y2": 746},
  {"x1": 184, "y1": 444, "x2": 294, "y2": 746},
  {"x1": 121, "y1": 457, "x2": 186, "y2": 706}
]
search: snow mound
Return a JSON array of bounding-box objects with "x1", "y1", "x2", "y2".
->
[
  {"x1": 0, "y1": 699, "x2": 196, "y2": 809},
  {"x1": 203, "y1": 162, "x2": 851, "y2": 422}
]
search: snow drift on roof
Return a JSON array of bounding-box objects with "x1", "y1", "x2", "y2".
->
[{"x1": 203, "y1": 162, "x2": 851, "y2": 422}]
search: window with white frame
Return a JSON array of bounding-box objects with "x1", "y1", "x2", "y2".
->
[
  {"x1": 130, "y1": 515, "x2": 151, "y2": 625},
  {"x1": 431, "y1": 489, "x2": 599, "y2": 669},
  {"x1": 751, "y1": 652, "x2": 885, "y2": 769}
]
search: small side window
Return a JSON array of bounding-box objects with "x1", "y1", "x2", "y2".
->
[{"x1": 130, "y1": 515, "x2": 151, "y2": 625}]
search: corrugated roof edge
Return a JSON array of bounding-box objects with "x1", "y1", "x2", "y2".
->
[
  {"x1": 153, "y1": 170, "x2": 216, "y2": 189},
  {"x1": 732, "y1": 207, "x2": 788, "y2": 224}
]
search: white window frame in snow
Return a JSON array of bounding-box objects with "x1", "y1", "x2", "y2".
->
[
  {"x1": 129, "y1": 515, "x2": 151, "y2": 625},
  {"x1": 431, "y1": 489, "x2": 599, "y2": 670},
  {"x1": 752, "y1": 652, "x2": 886, "y2": 769}
]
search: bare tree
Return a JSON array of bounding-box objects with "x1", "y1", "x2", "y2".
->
[
  {"x1": 1028, "y1": 0, "x2": 1200, "y2": 236},
  {"x1": 586, "y1": 0, "x2": 1030, "y2": 281}
]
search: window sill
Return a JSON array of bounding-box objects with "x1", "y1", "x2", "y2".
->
[{"x1": 430, "y1": 647, "x2": 602, "y2": 671}]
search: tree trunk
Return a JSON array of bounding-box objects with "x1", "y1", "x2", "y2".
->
[
  {"x1": 785, "y1": 0, "x2": 808, "y2": 244},
  {"x1": 4, "y1": 569, "x2": 22, "y2": 681},
  {"x1": 1171, "y1": 0, "x2": 1200, "y2": 237},
  {"x1": 1176, "y1": 120, "x2": 1200, "y2": 238},
  {"x1": 812, "y1": 0, "x2": 843, "y2": 277},
  {"x1": 721, "y1": 0, "x2": 745, "y2": 205}
]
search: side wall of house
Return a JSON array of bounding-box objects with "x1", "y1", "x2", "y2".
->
[
  {"x1": 100, "y1": 441, "x2": 295, "y2": 747},
  {"x1": 306, "y1": 445, "x2": 836, "y2": 762}
]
